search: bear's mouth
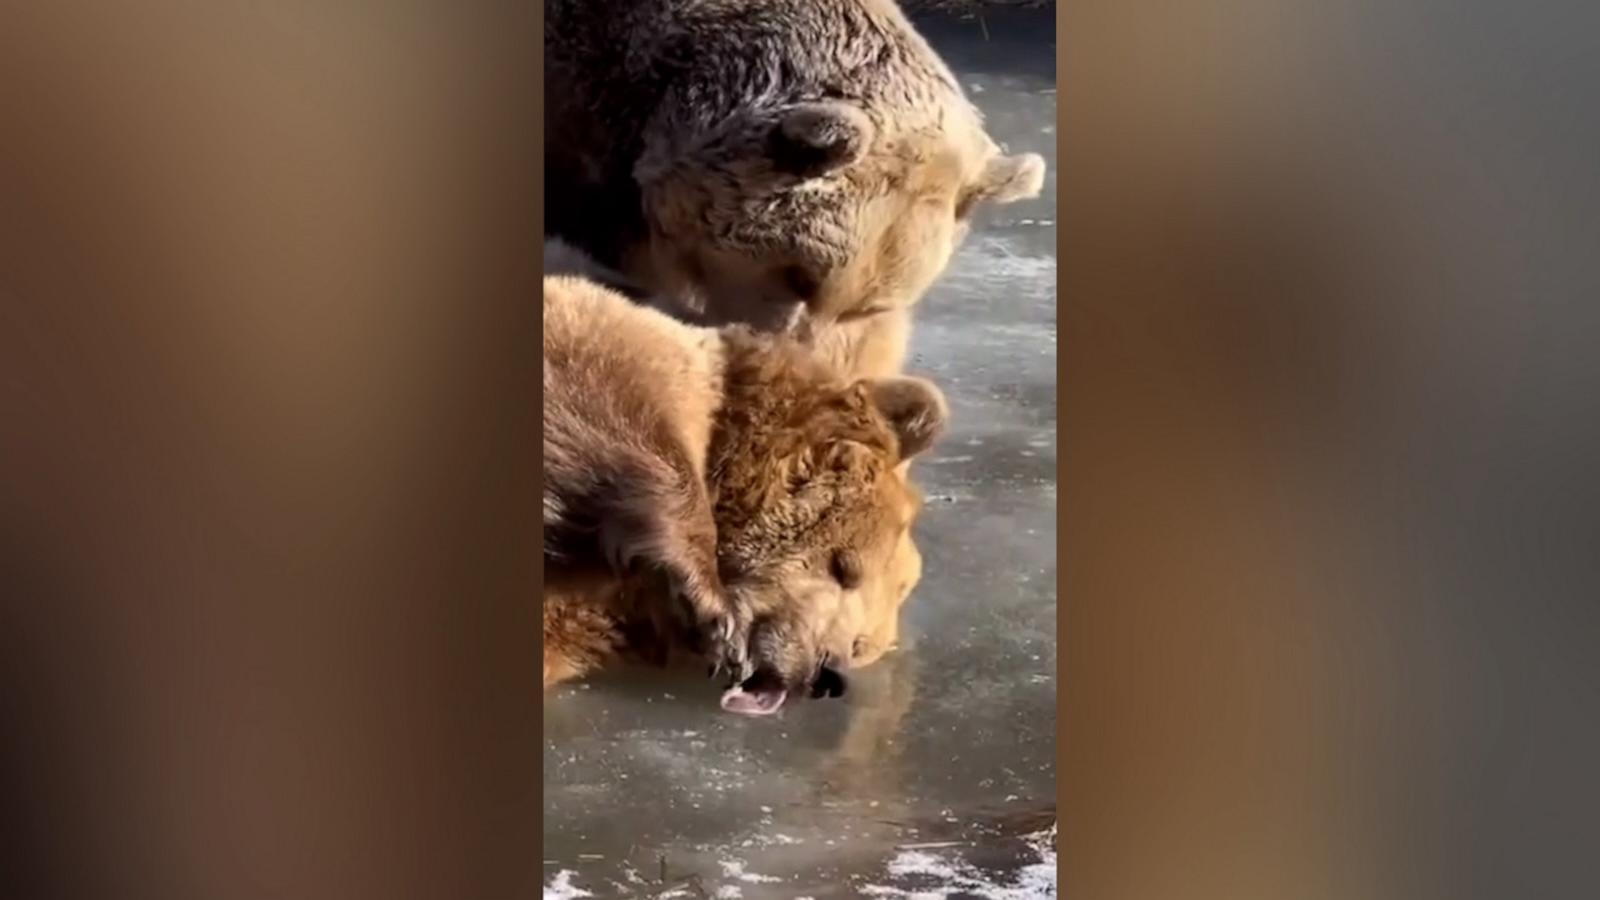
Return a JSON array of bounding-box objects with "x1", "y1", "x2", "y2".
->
[
  {"x1": 718, "y1": 660, "x2": 848, "y2": 717},
  {"x1": 719, "y1": 667, "x2": 788, "y2": 716}
]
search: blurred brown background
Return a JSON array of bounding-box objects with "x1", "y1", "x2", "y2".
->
[
  {"x1": 0, "y1": 3, "x2": 540, "y2": 899},
  {"x1": 1064, "y1": 2, "x2": 1600, "y2": 898}
]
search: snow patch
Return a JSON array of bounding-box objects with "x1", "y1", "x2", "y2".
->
[
  {"x1": 719, "y1": 858, "x2": 783, "y2": 884},
  {"x1": 858, "y1": 822, "x2": 1056, "y2": 899},
  {"x1": 542, "y1": 870, "x2": 593, "y2": 900}
]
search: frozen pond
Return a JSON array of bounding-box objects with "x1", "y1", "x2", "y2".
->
[{"x1": 544, "y1": 7, "x2": 1057, "y2": 896}]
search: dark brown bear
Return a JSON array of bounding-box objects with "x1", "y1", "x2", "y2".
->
[{"x1": 545, "y1": 0, "x2": 1045, "y2": 378}]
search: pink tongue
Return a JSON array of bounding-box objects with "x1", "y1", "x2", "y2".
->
[{"x1": 719, "y1": 684, "x2": 788, "y2": 716}]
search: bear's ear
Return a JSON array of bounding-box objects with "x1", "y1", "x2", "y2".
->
[
  {"x1": 768, "y1": 102, "x2": 874, "y2": 178},
  {"x1": 959, "y1": 152, "x2": 1046, "y2": 215},
  {"x1": 862, "y1": 376, "x2": 949, "y2": 461}
]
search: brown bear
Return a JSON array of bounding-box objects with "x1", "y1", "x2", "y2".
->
[
  {"x1": 542, "y1": 509, "x2": 921, "y2": 712},
  {"x1": 545, "y1": 0, "x2": 1046, "y2": 378},
  {"x1": 543, "y1": 274, "x2": 945, "y2": 712}
]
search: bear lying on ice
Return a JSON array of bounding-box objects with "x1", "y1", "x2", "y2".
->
[{"x1": 543, "y1": 275, "x2": 945, "y2": 712}]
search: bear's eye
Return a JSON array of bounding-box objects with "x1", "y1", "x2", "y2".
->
[
  {"x1": 837, "y1": 305, "x2": 892, "y2": 323},
  {"x1": 954, "y1": 191, "x2": 979, "y2": 221},
  {"x1": 851, "y1": 636, "x2": 872, "y2": 661},
  {"x1": 829, "y1": 548, "x2": 864, "y2": 590},
  {"x1": 780, "y1": 265, "x2": 820, "y2": 301}
]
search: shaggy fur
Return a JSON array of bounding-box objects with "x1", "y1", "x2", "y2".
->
[
  {"x1": 545, "y1": 0, "x2": 1045, "y2": 378},
  {"x1": 543, "y1": 275, "x2": 946, "y2": 700},
  {"x1": 544, "y1": 275, "x2": 739, "y2": 669}
]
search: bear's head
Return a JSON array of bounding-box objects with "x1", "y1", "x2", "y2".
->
[
  {"x1": 707, "y1": 332, "x2": 948, "y2": 715},
  {"x1": 632, "y1": 97, "x2": 1044, "y2": 374}
]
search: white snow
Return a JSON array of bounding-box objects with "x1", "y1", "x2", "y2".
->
[{"x1": 542, "y1": 869, "x2": 593, "y2": 900}]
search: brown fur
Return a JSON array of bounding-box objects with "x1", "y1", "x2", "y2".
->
[
  {"x1": 545, "y1": 0, "x2": 1045, "y2": 378},
  {"x1": 542, "y1": 275, "x2": 946, "y2": 695},
  {"x1": 544, "y1": 275, "x2": 740, "y2": 668},
  {"x1": 543, "y1": 520, "x2": 922, "y2": 691}
]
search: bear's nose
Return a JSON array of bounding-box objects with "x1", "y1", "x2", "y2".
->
[
  {"x1": 809, "y1": 664, "x2": 847, "y2": 699},
  {"x1": 780, "y1": 264, "x2": 821, "y2": 301}
]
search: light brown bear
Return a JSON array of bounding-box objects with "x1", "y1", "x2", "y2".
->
[
  {"x1": 543, "y1": 527, "x2": 921, "y2": 713},
  {"x1": 543, "y1": 275, "x2": 945, "y2": 713},
  {"x1": 545, "y1": 0, "x2": 1046, "y2": 378}
]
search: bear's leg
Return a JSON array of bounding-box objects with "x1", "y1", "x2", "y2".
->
[{"x1": 589, "y1": 459, "x2": 749, "y2": 678}]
